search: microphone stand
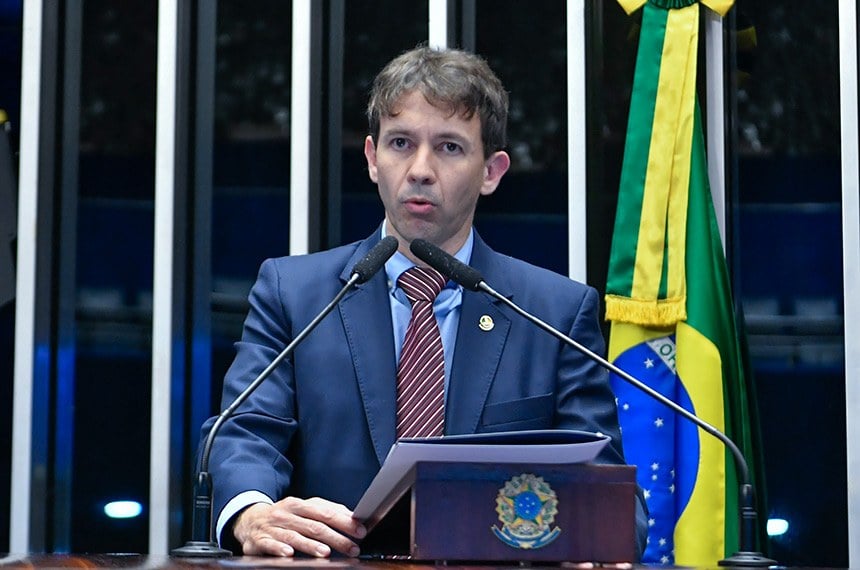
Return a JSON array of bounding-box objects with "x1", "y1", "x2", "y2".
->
[
  {"x1": 171, "y1": 237, "x2": 397, "y2": 557},
  {"x1": 171, "y1": 273, "x2": 361, "y2": 557},
  {"x1": 477, "y1": 281, "x2": 775, "y2": 567}
]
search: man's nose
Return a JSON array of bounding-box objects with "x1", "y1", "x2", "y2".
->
[{"x1": 406, "y1": 145, "x2": 436, "y2": 185}]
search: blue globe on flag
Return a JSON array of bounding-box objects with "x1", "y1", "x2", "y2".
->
[{"x1": 610, "y1": 335, "x2": 700, "y2": 565}]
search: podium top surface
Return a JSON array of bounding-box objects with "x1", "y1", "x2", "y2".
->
[{"x1": 0, "y1": 554, "x2": 807, "y2": 570}]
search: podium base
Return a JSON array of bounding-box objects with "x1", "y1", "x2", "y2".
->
[{"x1": 170, "y1": 541, "x2": 232, "y2": 558}]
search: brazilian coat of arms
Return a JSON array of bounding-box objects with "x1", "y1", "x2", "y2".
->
[{"x1": 491, "y1": 473, "x2": 562, "y2": 549}]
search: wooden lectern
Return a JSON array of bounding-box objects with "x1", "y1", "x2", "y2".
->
[{"x1": 364, "y1": 461, "x2": 637, "y2": 563}]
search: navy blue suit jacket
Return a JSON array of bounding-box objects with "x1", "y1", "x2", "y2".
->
[{"x1": 203, "y1": 230, "x2": 646, "y2": 555}]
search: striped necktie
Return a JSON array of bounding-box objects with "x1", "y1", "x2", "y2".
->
[{"x1": 396, "y1": 266, "x2": 447, "y2": 438}]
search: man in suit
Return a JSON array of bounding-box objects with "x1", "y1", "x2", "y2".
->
[{"x1": 204, "y1": 46, "x2": 645, "y2": 558}]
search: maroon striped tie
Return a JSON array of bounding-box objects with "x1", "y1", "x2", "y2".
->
[{"x1": 396, "y1": 266, "x2": 447, "y2": 438}]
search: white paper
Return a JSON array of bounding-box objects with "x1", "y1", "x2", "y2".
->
[{"x1": 353, "y1": 429, "x2": 609, "y2": 521}]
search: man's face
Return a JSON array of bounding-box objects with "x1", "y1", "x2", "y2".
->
[{"x1": 364, "y1": 90, "x2": 510, "y2": 259}]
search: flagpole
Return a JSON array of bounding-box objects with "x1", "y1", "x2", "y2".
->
[{"x1": 705, "y1": 7, "x2": 727, "y2": 248}]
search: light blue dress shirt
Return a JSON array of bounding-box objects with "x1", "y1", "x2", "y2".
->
[{"x1": 382, "y1": 227, "x2": 473, "y2": 398}]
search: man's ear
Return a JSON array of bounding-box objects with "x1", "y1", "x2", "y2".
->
[
  {"x1": 480, "y1": 150, "x2": 511, "y2": 197},
  {"x1": 364, "y1": 135, "x2": 379, "y2": 183}
]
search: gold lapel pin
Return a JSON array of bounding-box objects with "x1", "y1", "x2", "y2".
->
[{"x1": 478, "y1": 315, "x2": 494, "y2": 331}]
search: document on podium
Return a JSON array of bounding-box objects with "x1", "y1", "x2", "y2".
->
[{"x1": 353, "y1": 429, "x2": 609, "y2": 521}]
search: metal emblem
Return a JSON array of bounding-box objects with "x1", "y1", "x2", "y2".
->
[
  {"x1": 479, "y1": 315, "x2": 495, "y2": 331},
  {"x1": 491, "y1": 473, "x2": 561, "y2": 549}
]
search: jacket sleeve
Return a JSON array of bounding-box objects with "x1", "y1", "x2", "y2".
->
[{"x1": 198, "y1": 258, "x2": 298, "y2": 542}]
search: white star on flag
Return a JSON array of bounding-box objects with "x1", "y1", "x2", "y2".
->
[
  {"x1": 651, "y1": 462, "x2": 659, "y2": 471},
  {"x1": 644, "y1": 358, "x2": 654, "y2": 368},
  {"x1": 648, "y1": 518, "x2": 656, "y2": 527},
  {"x1": 643, "y1": 489, "x2": 651, "y2": 499},
  {"x1": 654, "y1": 417, "x2": 664, "y2": 428},
  {"x1": 659, "y1": 538, "x2": 667, "y2": 546}
]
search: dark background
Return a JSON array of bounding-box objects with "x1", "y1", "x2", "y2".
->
[{"x1": 0, "y1": 0, "x2": 847, "y2": 565}]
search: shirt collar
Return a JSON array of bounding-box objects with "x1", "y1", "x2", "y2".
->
[{"x1": 382, "y1": 226, "x2": 474, "y2": 292}]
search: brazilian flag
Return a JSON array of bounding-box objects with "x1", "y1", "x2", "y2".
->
[{"x1": 605, "y1": 0, "x2": 763, "y2": 565}]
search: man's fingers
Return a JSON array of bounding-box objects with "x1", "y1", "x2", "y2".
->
[
  {"x1": 274, "y1": 510, "x2": 360, "y2": 556},
  {"x1": 234, "y1": 497, "x2": 364, "y2": 557},
  {"x1": 275, "y1": 497, "x2": 365, "y2": 542},
  {"x1": 296, "y1": 497, "x2": 367, "y2": 539},
  {"x1": 269, "y1": 529, "x2": 327, "y2": 558},
  {"x1": 240, "y1": 534, "x2": 295, "y2": 558}
]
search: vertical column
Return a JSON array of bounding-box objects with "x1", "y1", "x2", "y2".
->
[
  {"x1": 838, "y1": 0, "x2": 860, "y2": 564},
  {"x1": 459, "y1": 0, "x2": 476, "y2": 51},
  {"x1": 705, "y1": 8, "x2": 726, "y2": 246},
  {"x1": 190, "y1": 0, "x2": 217, "y2": 465},
  {"x1": 10, "y1": 0, "x2": 45, "y2": 551},
  {"x1": 567, "y1": 0, "x2": 587, "y2": 282},
  {"x1": 428, "y1": 0, "x2": 448, "y2": 49},
  {"x1": 290, "y1": 1, "x2": 312, "y2": 255},
  {"x1": 150, "y1": 0, "x2": 179, "y2": 553},
  {"x1": 11, "y1": 0, "x2": 62, "y2": 553},
  {"x1": 151, "y1": 0, "x2": 192, "y2": 554},
  {"x1": 325, "y1": 0, "x2": 345, "y2": 249},
  {"x1": 52, "y1": 0, "x2": 84, "y2": 551}
]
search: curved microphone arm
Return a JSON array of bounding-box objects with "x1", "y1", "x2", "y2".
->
[
  {"x1": 200, "y1": 272, "x2": 359, "y2": 473},
  {"x1": 479, "y1": 282, "x2": 750, "y2": 484},
  {"x1": 172, "y1": 274, "x2": 360, "y2": 558},
  {"x1": 477, "y1": 281, "x2": 774, "y2": 568},
  {"x1": 173, "y1": 236, "x2": 397, "y2": 558}
]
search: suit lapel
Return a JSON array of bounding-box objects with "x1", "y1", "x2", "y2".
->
[
  {"x1": 337, "y1": 231, "x2": 514, "y2": 451},
  {"x1": 446, "y1": 234, "x2": 512, "y2": 435},
  {"x1": 339, "y1": 235, "x2": 397, "y2": 466}
]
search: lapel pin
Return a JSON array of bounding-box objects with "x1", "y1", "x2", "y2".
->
[{"x1": 478, "y1": 315, "x2": 494, "y2": 331}]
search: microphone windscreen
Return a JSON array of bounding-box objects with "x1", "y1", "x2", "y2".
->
[
  {"x1": 351, "y1": 236, "x2": 399, "y2": 283},
  {"x1": 409, "y1": 239, "x2": 484, "y2": 291}
]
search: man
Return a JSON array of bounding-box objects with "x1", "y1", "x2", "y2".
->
[{"x1": 203, "y1": 46, "x2": 645, "y2": 558}]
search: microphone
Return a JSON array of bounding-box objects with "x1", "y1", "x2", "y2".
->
[
  {"x1": 172, "y1": 236, "x2": 398, "y2": 557},
  {"x1": 409, "y1": 238, "x2": 775, "y2": 568},
  {"x1": 352, "y1": 236, "x2": 399, "y2": 283},
  {"x1": 409, "y1": 238, "x2": 483, "y2": 290}
]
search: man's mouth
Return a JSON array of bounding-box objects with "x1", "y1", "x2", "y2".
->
[{"x1": 403, "y1": 197, "x2": 436, "y2": 215}]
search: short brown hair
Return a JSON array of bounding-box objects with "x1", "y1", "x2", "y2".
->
[{"x1": 367, "y1": 46, "x2": 508, "y2": 157}]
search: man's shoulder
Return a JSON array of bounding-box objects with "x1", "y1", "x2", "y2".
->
[
  {"x1": 264, "y1": 241, "x2": 362, "y2": 273},
  {"x1": 250, "y1": 240, "x2": 372, "y2": 296},
  {"x1": 478, "y1": 248, "x2": 600, "y2": 327},
  {"x1": 481, "y1": 247, "x2": 594, "y2": 298}
]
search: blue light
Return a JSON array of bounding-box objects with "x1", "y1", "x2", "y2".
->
[
  {"x1": 767, "y1": 518, "x2": 789, "y2": 537},
  {"x1": 104, "y1": 501, "x2": 143, "y2": 519}
]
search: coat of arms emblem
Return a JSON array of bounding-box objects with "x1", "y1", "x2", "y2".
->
[{"x1": 491, "y1": 473, "x2": 562, "y2": 549}]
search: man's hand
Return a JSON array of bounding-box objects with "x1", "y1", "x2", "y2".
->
[{"x1": 232, "y1": 497, "x2": 367, "y2": 558}]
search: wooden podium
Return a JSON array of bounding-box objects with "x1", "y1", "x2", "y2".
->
[{"x1": 364, "y1": 461, "x2": 637, "y2": 563}]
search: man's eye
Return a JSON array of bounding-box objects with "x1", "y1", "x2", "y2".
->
[
  {"x1": 391, "y1": 137, "x2": 408, "y2": 149},
  {"x1": 442, "y1": 142, "x2": 462, "y2": 153}
]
